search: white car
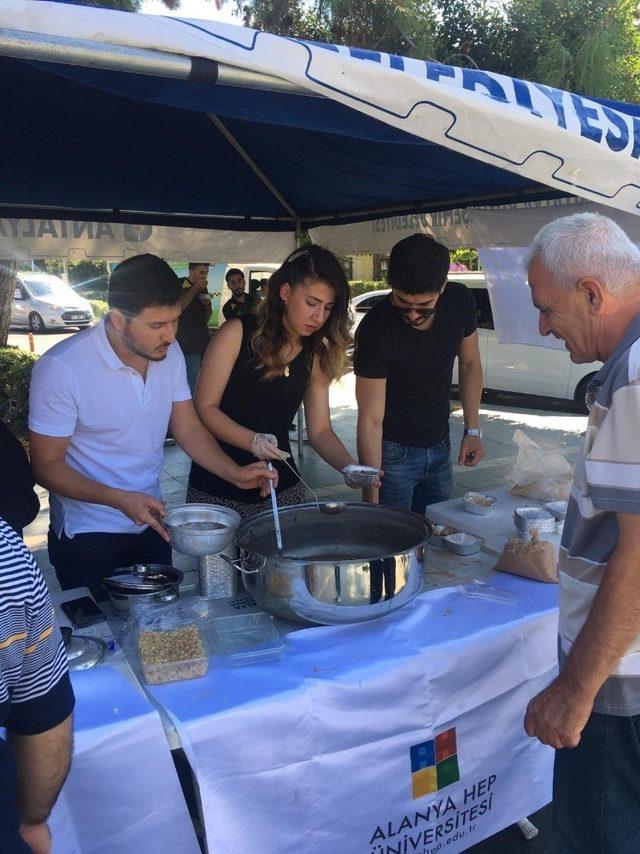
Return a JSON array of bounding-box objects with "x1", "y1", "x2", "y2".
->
[
  {"x1": 350, "y1": 289, "x2": 390, "y2": 335},
  {"x1": 349, "y1": 277, "x2": 599, "y2": 411},
  {"x1": 11, "y1": 272, "x2": 94, "y2": 332}
]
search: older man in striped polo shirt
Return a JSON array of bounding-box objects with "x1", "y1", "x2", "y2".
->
[{"x1": 524, "y1": 212, "x2": 640, "y2": 853}]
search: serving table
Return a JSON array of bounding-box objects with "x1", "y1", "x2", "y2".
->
[
  {"x1": 143, "y1": 572, "x2": 558, "y2": 854},
  {"x1": 427, "y1": 487, "x2": 564, "y2": 555},
  {"x1": 52, "y1": 546, "x2": 559, "y2": 854}
]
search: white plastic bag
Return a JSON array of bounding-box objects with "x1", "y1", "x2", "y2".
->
[{"x1": 506, "y1": 429, "x2": 573, "y2": 502}]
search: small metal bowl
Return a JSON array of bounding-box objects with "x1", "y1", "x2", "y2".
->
[
  {"x1": 463, "y1": 491, "x2": 497, "y2": 516},
  {"x1": 514, "y1": 507, "x2": 556, "y2": 535},
  {"x1": 341, "y1": 464, "x2": 380, "y2": 488},
  {"x1": 444, "y1": 533, "x2": 483, "y2": 555},
  {"x1": 164, "y1": 504, "x2": 241, "y2": 556}
]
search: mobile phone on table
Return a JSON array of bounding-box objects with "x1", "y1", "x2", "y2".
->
[{"x1": 61, "y1": 596, "x2": 106, "y2": 629}]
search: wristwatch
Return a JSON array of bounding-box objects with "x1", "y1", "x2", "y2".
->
[{"x1": 464, "y1": 428, "x2": 482, "y2": 438}]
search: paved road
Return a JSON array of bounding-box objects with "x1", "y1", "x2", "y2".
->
[{"x1": 8, "y1": 329, "x2": 76, "y2": 355}]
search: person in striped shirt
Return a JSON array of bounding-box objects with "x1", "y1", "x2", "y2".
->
[
  {"x1": 524, "y1": 212, "x2": 640, "y2": 853},
  {"x1": 0, "y1": 517, "x2": 74, "y2": 853}
]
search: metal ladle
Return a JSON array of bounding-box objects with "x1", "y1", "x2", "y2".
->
[{"x1": 280, "y1": 457, "x2": 346, "y2": 515}]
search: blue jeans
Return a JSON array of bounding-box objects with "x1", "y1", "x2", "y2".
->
[
  {"x1": 184, "y1": 353, "x2": 202, "y2": 396},
  {"x1": 553, "y1": 711, "x2": 640, "y2": 853},
  {"x1": 379, "y1": 437, "x2": 453, "y2": 515}
]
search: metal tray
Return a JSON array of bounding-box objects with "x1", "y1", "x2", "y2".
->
[
  {"x1": 444, "y1": 532, "x2": 483, "y2": 555},
  {"x1": 463, "y1": 492, "x2": 497, "y2": 516},
  {"x1": 514, "y1": 507, "x2": 556, "y2": 535}
]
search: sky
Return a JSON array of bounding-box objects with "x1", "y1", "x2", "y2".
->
[{"x1": 140, "y1": 0, "x2": 243, "y2": 26}]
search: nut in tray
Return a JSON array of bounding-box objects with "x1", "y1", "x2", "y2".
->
[{"x1": 137, "y1": 623, "x2": 208, "y2": 684}]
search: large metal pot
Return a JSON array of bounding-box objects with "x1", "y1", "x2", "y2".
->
[{"x1": 223, "y1": 503, "x2": 431, "y2": 625}]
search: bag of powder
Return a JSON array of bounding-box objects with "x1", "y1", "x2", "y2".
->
[{"x1": 495, "y1": 530, "x2": 558, "y2": 583}]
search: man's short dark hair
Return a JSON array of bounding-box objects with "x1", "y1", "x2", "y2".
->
[
  {"x1": 225, "y1": 268, "x2": 244, "y2": 283},
  {"x1": 108, "y1": 254, "x2": 182, "y2": 315},
  {"x1": 188, "y1": 261, "x2": 209, "y2": 271},
  {"x1": 387, "y1": 233, "x2": 450, "y2": 295}
]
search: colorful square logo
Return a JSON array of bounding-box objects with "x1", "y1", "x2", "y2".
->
[{"x1": 410, "y1": 728, "x2": 460, "y2": 799}]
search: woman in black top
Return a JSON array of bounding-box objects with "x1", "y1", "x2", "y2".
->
[{"x1": 188, "y1": 246, "x2": 371, "y2": 518}]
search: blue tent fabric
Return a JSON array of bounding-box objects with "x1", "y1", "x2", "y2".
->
[{"x1": 0, "y1": 57, "x2": 557, "y2": 229}]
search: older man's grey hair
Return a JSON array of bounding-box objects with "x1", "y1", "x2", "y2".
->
[{"x1": 528, "y1": 212, "x2": 640, "y2": 297}]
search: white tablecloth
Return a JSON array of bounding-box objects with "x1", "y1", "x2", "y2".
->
[
  {"x1": 427, "y1": 487, "x2": 564, "y2": 555},
  {"x1": 146, "y1": 574, "x2": 559, "y2": 854},
  {"x1": 49, "y1": 664, "x2": 200, "y2": 854}
]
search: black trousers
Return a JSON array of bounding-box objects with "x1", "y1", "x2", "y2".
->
[{"x1": 48, "y1": 526, "x2": 172, "y2": 601}]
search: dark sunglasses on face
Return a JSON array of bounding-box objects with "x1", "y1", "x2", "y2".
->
[
  {"x1": 392, "y1": 304, "x2": 437, "y2": 317},
  {"x1": 391, "y1": 296, "x2": 438, "y2": 318}
]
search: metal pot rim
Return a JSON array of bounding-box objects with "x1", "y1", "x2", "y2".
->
[{"x1": 233, "y1": 502, "x2": 432, "y2": 566}]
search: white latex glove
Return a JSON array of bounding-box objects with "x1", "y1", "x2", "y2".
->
[{"x1": 251, "y1": 432, "x2": 289, "y2": 461}]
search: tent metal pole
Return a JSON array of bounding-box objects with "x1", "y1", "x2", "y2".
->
[
  {"x1": 206, "y1": 114, "x2": 300, "y2": 221},
  {"x1": 0, "y1": 27, "x2": 192, "y2": 77},
  {"x1": 294, "y1": 220, "x2": 306, "y2": 458},
  {"x1": 0, "y1": 28, "x2": 317, "y2": 95},
  {"x1": 304, "y1": 188, "x2": 565, "y2": 223},
  {"x1": 0, "y1": 202, "x2": 296, "y2": 225},
  {"x1": 205, "y1": 114, "x2": 307, "y2": 454}
]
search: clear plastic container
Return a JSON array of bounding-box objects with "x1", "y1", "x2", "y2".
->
[
  {"x1": 211, "y1": 612, "x2": 285, "y2": 666},
  {"x1": 137, "y1": 624, "x2": 208, "y2": 684},
  {"x1": 458, "y1": 580, "x2": 517, "y2": 605},
  {"x1": 124, "y1": 600, "x2": 211, "y2": 685}
]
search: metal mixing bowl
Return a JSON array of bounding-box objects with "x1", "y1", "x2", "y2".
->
[
  {"x1": 164, "y1": 504, "x2": 241, "y2": 556},
  {"x1": 222, "y1": 502, "x2": 432, "y2": 625}
]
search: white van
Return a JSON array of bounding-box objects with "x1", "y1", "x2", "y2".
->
[
  {"x1": 11, "y1": 272, "x2": 94, "y2": 332},
  {"x1": 350, "y1": 274, "x2": 600, "y2": 411},
  {"x1": 452, "y1": 274, "x2": 600, "y2": 412}
]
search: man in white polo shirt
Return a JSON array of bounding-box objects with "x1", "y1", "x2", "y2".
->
[{"x1": 29, "y1": 254, "x2": 274, "y2": 597}]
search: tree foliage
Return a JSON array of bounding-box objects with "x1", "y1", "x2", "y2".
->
[
  {"x1": 239, "y1": 0, "x2": 640, "y2": 102},
  {"x1": 507, "y1": 0, "x2": 640, "y2": 101}
]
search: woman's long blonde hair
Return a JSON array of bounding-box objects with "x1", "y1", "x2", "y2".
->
[{"x1": 250, "y1": 245, "x2": 352, "y2": 382}]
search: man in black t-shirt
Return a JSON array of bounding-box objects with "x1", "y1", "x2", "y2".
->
[
  {"x1": 176, "y1": 262, "x2": 212, "y2": 394},
  {"x1": 222, "y1": 268, "x2": 260, "y2": 321},
  {"x1": 354, "y1": 233, "x2": 485, "y2": 515}
]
